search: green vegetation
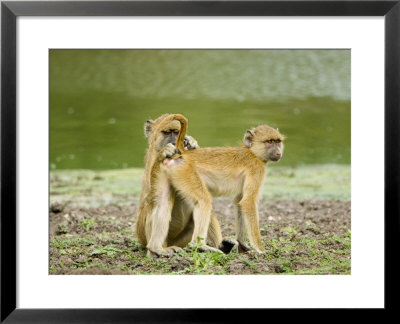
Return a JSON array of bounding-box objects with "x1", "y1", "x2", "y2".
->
[
  {"x1": 50, "y1": 230, "x2": 351, "y2": 275},
  {"x1": 52, "y1": 237, "x2": 94, "y2": 249},
  {"x1": 50, "y1": 164, "x2": 350, "y2": 207},
  {"x1": 81, "y1": 219, "x2": 96, "y2": 232},
  {"x1": 263, "y1": 231, "x2": 351, "y2": 275},
  {"x1": 49, "y1": 164, "x2": 350, "y2": 275}
]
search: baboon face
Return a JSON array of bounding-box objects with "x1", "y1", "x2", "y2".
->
[
  {"x1": 264, "y1": 139, "x2": 283, "y2": 162},
  {"x1": 160, "y1": 126, "x2": 180, "y2": 147},
  {"x1": 144, "y1": 115, "x2": 182, "y2": 150},
  {"x1": 243, "y1": 125, "x2": 285, "y2": 162}
]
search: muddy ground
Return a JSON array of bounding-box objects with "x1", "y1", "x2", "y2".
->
[{"x1": 49, "y1": 198, "x2": 351, "y2": 275}]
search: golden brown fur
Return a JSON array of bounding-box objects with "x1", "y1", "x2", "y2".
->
[
  {"x1": 135, "y1": 114, "x2": 186, "y2": 256},
  {"x1": 135, "y1": 113, "x2": 224, "y2": 257},
  {"x1": 163, "y1": 124, "x2": 285, "y2": 253}
]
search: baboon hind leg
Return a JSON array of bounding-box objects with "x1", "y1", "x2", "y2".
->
[
  {"x1": 207, "y1": 211, "x2": 238, "y2": 254},
  {"x1": 168, "y1": 218, "x2": 194, "y2": 247},
  {"x1": 169, "y1": 211, "x2": 236, "y2": 254},
  {"x1": 168, "y1": 212, "x2": 222, "y2": 252},
  {"x1": 206, "y1": 211, "x2": 222, "y2": 248}
]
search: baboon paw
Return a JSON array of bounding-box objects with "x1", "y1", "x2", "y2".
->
[
  {"x1": 253, "y1": 248, "x2": 266, "y2": 255},
  {"x1": 198, "y1": 245, "x2": 224, "y2": 254},
  {"x1": 147, "y1": 246, "x2": 182, "y2": 258},
  {"x1": 219, "y1": 238, "x2": 239, "y2": 254},
  {"x1": 238, "y1": 242, "x2": 252, "y2": 253},
  {"x1": 162, "y1": 143, "x2": 181, "y2": 159},
  {"x1": 237, "y1": 242, "x2": 266, "y2": 255},
  {"x1": 165, "y1": 246, "x2": 183, "y2": 255},
  {"x1": 146, "y1": 249, "x2": 160, "y2": 258},
  {"x1": 184, "y1": 136, "x2": 199, "y2": 150}
]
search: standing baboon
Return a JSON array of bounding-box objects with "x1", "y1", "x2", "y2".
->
[
  {"x1": 162, "y1": 124, "x2": 285, "y2": 253},
  {"x1": 135, "y1": 114, "x2": 224, "y2": 257}
]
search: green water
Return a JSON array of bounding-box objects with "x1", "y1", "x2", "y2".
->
[{"x1": 50, "y1": 50, "x2": 350, "y2": 170}]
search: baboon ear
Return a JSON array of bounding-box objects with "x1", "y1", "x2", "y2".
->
[
  {"x1": 243, "y1": 129, "x2": 255, "y2": 148},
  {"x1": 144, "y1": 120, "x2": 153, "y2": 138}
]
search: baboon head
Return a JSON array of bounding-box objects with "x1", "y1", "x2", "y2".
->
[
  {"x1": 144, "y1": 114, "x2": 183, "y2": 151},
  {"x1": 243, "y1": 124, "x2": 285, "y2": 163}
]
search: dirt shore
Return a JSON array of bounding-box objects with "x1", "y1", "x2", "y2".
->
[{"x1": 50, "y1": 198, "x2": 350, "y2": 275}]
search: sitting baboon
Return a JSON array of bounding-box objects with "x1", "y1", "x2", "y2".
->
[{"x1": 135, "y1": 114, "x2": 227, "y2": 257}]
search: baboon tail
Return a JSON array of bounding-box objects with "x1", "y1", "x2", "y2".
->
[
  {"x1": 171, "y1": 114, "x2": 188, "y2": 152},
  {"x1": 135, "y1": 209, "x2": 147, "y2": 247}
]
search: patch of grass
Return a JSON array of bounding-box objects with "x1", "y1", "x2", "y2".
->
[
  {"x1": 172, "y1": 238, "x2": 237, "y2": 274},
  {"x1": 263, "y1": 230, "x2": 351, "y2": 275},
  {"x1": 263, "y1": 164, "x2": 351, "y2": 201},
  {"x1": 50, "y1": 232, "x2": 351, "y2": 274},
  {"x1": 305, "y1": 220, "x2": 321, "y2": 234},
  {"x1": 73, "y1": 257, "x2": 92, "y2": 268},
  {"x1": 81, "y1": 218, "x2": 96, "y2": 231},
  {"x1": 292, "y1": 258, "x2": 351, "y2": 275},
  {"x1": 121, "y1": 227, "x2": 133, "y2": 233},
  {"x1": 58, "y1": 225, "x2": 68, "y2": 234},
  {"x1": 50, "y1": 164, "x2": 350, "y2": 207},
  {"x1": 239, "y1": 257, "x2": 258, "y2": 270},
  {"x1": 90, "y1": 245, "x2": 123, "y2": 258},
  {"x1": 276, "y1": 260, "x2": 293, "y2": 273},
  {"x1": 321, "y1": 231, "x2": 351, "y2": 249},
  {"x1": 49, "y1": 202, "x2": 350, "y2": 275},
  {"x1": 280, "y1": 226, "x2": 298, "y2": 240},
  {"x1": 88, "y1": 263, "x2": 108, "y2": 270},
  {"x1": 52, "y1": 237, "x2": 94, "y2": 249}
]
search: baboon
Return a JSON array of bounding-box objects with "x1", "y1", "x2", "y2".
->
[
  {"x1": 162, "y1": 124, "x2": 285, "y2": 253},
  {"x1": 135, "y1": 113, "x2": 225, "y2": 257}
]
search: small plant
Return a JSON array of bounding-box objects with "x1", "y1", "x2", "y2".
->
[
  {"x1": 281, "y1": 226, "x2": 298, "y2": 239},
  {"x1": 58, "y1": 225, "x2": 68, "y2": 234},
  {"x1": 184, "y1": 237, "x2": 232, "y2": 273},
  {"x1": 80, "y1": 218, "x2": 96, "y2": 232},
  {"x1": 90, "y1": 245, "x2": 123, "y2": 258},
  {"x1": 73, "y1": 257, "x2": 92, "y2": 268},
  {"x1": 188, "y1": 236, "x2": 203, "y2": 268},
  {"x1": 52, "y1": 237, "x2": 93, "y2": 249},
  {"x1": 239, "y1": 257, "x2": 257, "y2": 270},
  {"x1": 277, "y1": 260, "x2": 293, "y2": 273},
  {"x1": 306, "y1": 221, "x2": 320, "y2": 234}
]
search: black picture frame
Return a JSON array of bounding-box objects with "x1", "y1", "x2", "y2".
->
[{"x1": 1, "y1": 0, "x2": 398, "y2": 322}]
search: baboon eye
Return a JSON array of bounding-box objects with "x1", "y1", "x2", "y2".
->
[
  {"x1": 172, "y1": 129, "x2": 179, "y2": 135},
  {"x1": 265, "y1": 140, "x2": 273, "y2": 144},
  {"x1": 276, "y1": 139, "x2": 281, "y2": 143},
  {"x1": 162, "y1": 130, "x2": 171, "y2": 135}
]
